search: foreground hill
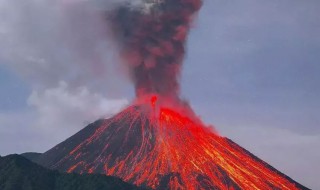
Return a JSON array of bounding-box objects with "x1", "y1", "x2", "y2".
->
[
  {"x1": 0, "y1": 154, "x2": 145, "y2": 190},
  {"x1": 20, "y1": 152, "x2": 42, "y2": 163}
]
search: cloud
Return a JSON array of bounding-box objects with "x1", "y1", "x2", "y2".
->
[
  {"x1": 28, "y1": 81, "x2": 128, "y2": 131},
  {"x1": 0, "y1": 0, "x2": 132, "y2": 94},
  {"x1": 0, "y1": 81, "x2": 128, "y2": 156},
  {"x1": 0, "y1": 0, "x2": 131, "y2": 155}
]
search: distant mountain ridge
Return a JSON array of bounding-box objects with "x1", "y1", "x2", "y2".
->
[{"x1": 0, "y1": 154, "x2": 146, "y2": 190}]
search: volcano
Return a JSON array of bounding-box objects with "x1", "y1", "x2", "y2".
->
[
  {"x1": 34, "y1": 1, "x2": 309, "y2": 189},
  {"x1": 36, "y1": 96, "x2": 308, "y2": 190}
]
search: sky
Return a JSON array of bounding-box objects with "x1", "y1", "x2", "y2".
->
[{"x1": 0, "y1": 0, "x2": 319, "y2": 189}]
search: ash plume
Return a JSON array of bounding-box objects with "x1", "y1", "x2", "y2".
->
[{"x1": 108, "y1": 0, "x2": 202, "y2": 99}]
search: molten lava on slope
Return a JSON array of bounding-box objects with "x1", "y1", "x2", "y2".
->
[{"x1": 37, "y1": 96, "x2": 308, "y2": 190}]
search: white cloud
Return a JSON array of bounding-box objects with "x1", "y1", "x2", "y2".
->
[
  {"x1": 0, "y1": 81, "x2": 128, "y2": 156},
  {"x1": 27, "y1": 80, "x2": 129, "y2": 147},
  {"x1": 28, "y1": 81, "x2": 128, "y2": 131}
]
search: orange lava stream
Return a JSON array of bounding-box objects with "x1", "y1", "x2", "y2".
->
[{"x1": 64, "y1": 96, "x2": 301, "y2": 190}]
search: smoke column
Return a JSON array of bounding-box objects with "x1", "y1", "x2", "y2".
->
[{"x1": 109, "y1": 0, "x2": 202, "y2": 99}]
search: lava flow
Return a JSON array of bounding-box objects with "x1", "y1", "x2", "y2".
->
[{"x1": 36, "y1": 95, "x2": 306, "y2": 190}]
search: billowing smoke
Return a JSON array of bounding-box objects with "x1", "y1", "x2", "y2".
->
[{"x1": 108, "y1": 0, "x2": 202, "y2": 99}]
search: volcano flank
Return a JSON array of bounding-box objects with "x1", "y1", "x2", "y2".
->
[{"x1": 36, "y1": 96, "x2": 309, "y2": 190}]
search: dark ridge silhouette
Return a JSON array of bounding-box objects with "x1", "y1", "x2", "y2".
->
[{"x1": 0, "y1": 154, "x2": 146, "y2": 190}]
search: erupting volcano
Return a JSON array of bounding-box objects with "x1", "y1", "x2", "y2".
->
[
  {"x1": 37, "y1": 95, "x2": 307, "y2": 189},
  {"x1": 36, "y1": 0, "x2": 308, "y2": 189}
]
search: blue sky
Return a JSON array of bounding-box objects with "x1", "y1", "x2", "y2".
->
[
  {"x1": 0, "y1": 64, "x2": 30, "y2": 111},
  {"x1": 0, "y1": 0, "x2": 319, "y2": 189},
  {"x1": 184, "y1": 0, "x2": 320, "y2": 135}
]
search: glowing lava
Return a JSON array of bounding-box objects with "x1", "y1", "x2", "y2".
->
[{"x1": 37, "y1": 95, "x2": 305, "y2": 190}]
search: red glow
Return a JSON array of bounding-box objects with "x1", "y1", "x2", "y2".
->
[
  {"x1": 60, "y1": 95, "x2": 301, "y2": 189},
  {"x1": 151, "y1": 95, "x2": 157, "y2": 108}
]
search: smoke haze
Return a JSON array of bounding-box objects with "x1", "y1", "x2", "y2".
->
[{"x1": 0, "y1": 0, "x2": 130, "y2": 93}]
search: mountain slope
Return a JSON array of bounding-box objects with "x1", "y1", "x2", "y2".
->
[
  {"x1": 36, "y1": 104, "x2": 309, "y2": 190},
  {"x1": 0, "y1": 154, "x2": 145, "y2": 190}
]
